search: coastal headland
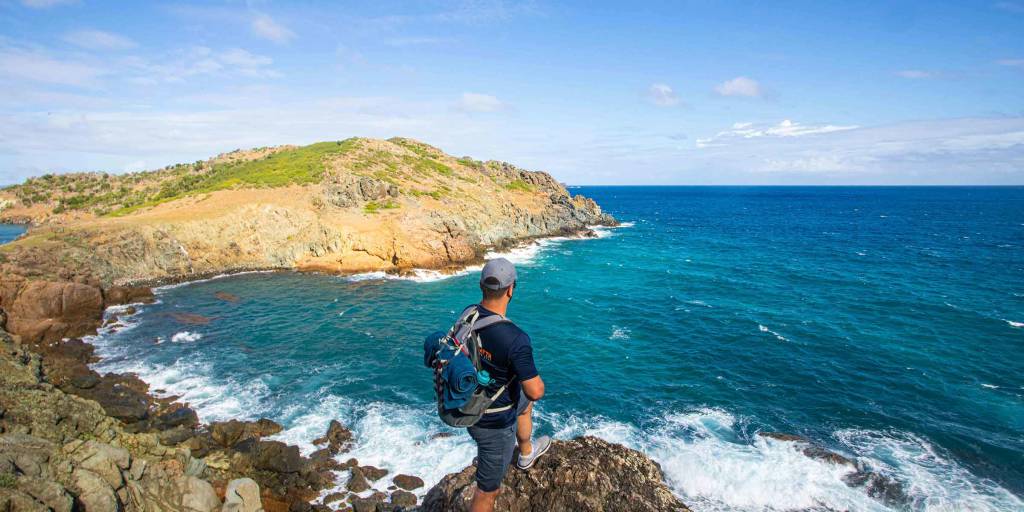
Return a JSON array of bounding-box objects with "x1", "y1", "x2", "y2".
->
[{"x1": 0, "y1": 137, "x2": 683, "y2": 511}]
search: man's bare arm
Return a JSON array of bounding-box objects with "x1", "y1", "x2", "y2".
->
[{"x1": 521, "y1": 375, "x2": 545, "y2": 401}]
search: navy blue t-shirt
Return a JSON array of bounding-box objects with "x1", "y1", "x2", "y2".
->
[{"x1": 472, "y1": 305, "x2": 538, "y2": 429}]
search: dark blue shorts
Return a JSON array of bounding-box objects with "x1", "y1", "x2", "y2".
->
[{"x1": 467, "y1": 392, "x2": 531, "y2": 492}]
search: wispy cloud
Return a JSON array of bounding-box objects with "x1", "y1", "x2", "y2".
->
[
  {"x1": 20, "y1": 0, "x2": 76, "y2": 8},
  {"x1": 993, "y1": 1, "x2": 1024, "y2": 13},
  {"x1": 896, "y1": 69, "x2": 936, "y2": 79},
  {"x1": 996, "y1": 58, "x2": 1024, "y2": 68},
  {"x1": 714, "y1": 76, "x2": 763, "y2": 97},
  {"x1": 691, "y1": 117, "x2": 1024, "y2": 180},
  {"x1": 385, "y1": 36, "x2": 454, "y2": 47},
  {"x1": 647, "y1": 83, "x2": 681, "y2": 107},
  {"x1": 251, "y1": 13, "x2": 295, "y2": 44},
  {"x1": 0, "y1": 46, "x2": 103, "y2": 87},
  {"x1": 456, "y1": 92, "x2": 505, "y2": 113},
  {"x1": 63, "y1": 30, "x2": 137, "y2": 51},
  {"x1": 696, "y1": 120, "x2": 858, "y2": 148},
  {"x1": 124, "y1": 47, "x2": 280, "y2": 83}
]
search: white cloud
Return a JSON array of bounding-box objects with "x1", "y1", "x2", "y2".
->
[
  {"x1": 696, "y1": 120, "x2": 858, "y2": 148},
  {"x1": 251, "y1": 14, "x2": 295, "y2": 44},
  {"x1": 896, "y1": 69, "x2": 935, "y2": 79},
  {"x1": 691, "y1": 117, "x2": 1024, "y2": 180},
  {"x1": 63, "y1": 30, "x2": 137, "y2": 51},
  {"x1": 456, "y1": 92, "x2": 504, "y2": 113},
  {"x1": 124, "y1": 47, "x2": 279, "y2": 82},
  {"x1": 385, "y1": 37, "x2": 453, "y2": 47},
  {"x1": 996, "y1": 59, "x2": 1024, "y2": 68},
  {"x1": 994, "y1": 2, "x2": 1024, "y2": 13},
  {"x1": 714, "y1": 76, "x2": 763, "y2": 97},
  {"x1": 0, "y1": 47, "x2": 103, "y2": 87},
  {"x1": 20, "y1": 0, "x2": 75, "y2": 8},
  {"x1": 647, "y1": 83, "x2": 680, "y2": 107}
]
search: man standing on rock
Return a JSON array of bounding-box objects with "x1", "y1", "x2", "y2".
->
[{"x1": 469, "y1": 258, "x2": 551, "y2": 512}]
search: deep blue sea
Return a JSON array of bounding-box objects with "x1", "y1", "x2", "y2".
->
[{"x1": 87, "y1": 187, "x2": 1024, "y2": 511}]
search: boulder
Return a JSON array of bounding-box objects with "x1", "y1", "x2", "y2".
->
[
  {"x1": 103, "y1": 286, "x2": 156, "y2": 306},
  {"x1": 214, "y1": 291, "x2": 240, "y2": 303},
  {"x1": 253, "y1": 441, "x2": 305, "y2": 474},
  {"x1": 222, "y1": 478, "x2": 262, "y2": 512},
  {"x1": 15, "y1": 476, "x2": 73, "y2": 512},
  {"x1": 392, "y1": 474, "x2": 423, "y2": 491},
  {"x1": 360, "y1": 465, "x2": 387, "y2": 482},
  {"x1": 71, "y1": 468, "x2": 119, "y2": 511},
  {"x1": 64, "y1": 439, "x2": 130, "y2": 489},
  {"x1": 345, "y1": 467, "x2": 370, "y2": 493},
  {"x1": 390, "y1": 489, "x2": 417, "y2": 508},
  {"x1": 312, "y1": 420, "x2": 352, "y2": 455},
  {"x1": 1, "y1": 279, "x2": 104, "y2": 344},
  {"x1": 209, "y1": 418, "x2": 282, "y2": 449},
  {"x1": 421, "y1": 436, "x2": 689, "y2": 512}
]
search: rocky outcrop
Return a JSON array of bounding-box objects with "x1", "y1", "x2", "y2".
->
[
  {"x1": 0, "y1": 333, "x2": 222, "y2": 512},
  {"x1": 0, "y1": 330, "x2": 339, "y2": 512},
  {"x1": 0, "y1": 276, "x2": 104, "y2": 344},
  {"x1": 324, "y1": 175, "x2": 399, "y2": 208},
  {"x1": 758, "y1": 432, "x2": 908, "y2": 507},
  {"x1": 421, "y1": 436, "x2": 690, "y2": 512}
]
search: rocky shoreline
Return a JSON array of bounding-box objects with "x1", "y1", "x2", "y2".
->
[{"x1": 0, "y1": 263, "x2": 694, "y2": 512}]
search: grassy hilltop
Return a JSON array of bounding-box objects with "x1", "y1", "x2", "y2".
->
[
  {"x1": 0, "y1": 137, "x2": 536, "y2": 220},
  {"x1": 0, "y1": 137, "x2": 610, "y2": 286}
]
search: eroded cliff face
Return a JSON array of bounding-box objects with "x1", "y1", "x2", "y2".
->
[{"x1": 0, "y1": 137, "x2": 614, "y2": 287}]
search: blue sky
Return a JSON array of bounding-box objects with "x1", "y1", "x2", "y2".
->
[{"x1": 1, "y1": 0, "x2": 1022, "y2": 185}]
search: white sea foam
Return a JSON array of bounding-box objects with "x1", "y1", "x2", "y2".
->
[
  {"x1": 609, "y1": 325, "x2": 631, "y2": 340},
  {"x1": 758, "y1": 324, "x2": 789, "y2": 341},
  {"x1": 981, "y1": 384, "x2": 999, "y2": 389},
  {"x1": 834, "y1": 429, "x2": 1024, "y2": 512},
  {"x1": 1004, "y1": 319, "x2": 1023, "y2": 328},
  {"x1": 340, "y1": 223, "x2": 633, "y2": 283},
  {"x1": 170, "y1": 331, "x2": 202, "y2": 343},
  {"x1": 93, "y1": 343, "x2": 1022, "y2": 512},
  {"x1": 91, "y1": 356, "x2": 272, "y2": 422},
  {"x1": 154, "y1": 270, "x2": 278, "y2": 292},
  {"x1": 270, "y1": 391, "x2": 475, "y2": 499}
]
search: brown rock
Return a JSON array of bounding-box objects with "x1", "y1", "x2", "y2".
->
[
  {"x1": 392, "y1": 474, "x2": 423, "y2": 491},
  {"x1": 103, "y1": 286, "x2": 155, "y2": 306},
  {"x1": 2, "y1": 279, "x2": 104, "y2": 344},
  {"x1": 345, "y1": 467, "x2": 370, "y2": 493},
  {"x1": 312, "y1": 420, "x2": 353, "y2": 455},
  {"x1": 323, "y1": 491, "x2": 347, "y2": 505},
  {"x1": 253, "y1": 441, "x2": 306, "y2": 474},
  {"x1": 421, "y1": 436, "x2": 689, "y2": 512},
  {"x1": 390, "y1": 489, "x2": 417, "y2": 508},
  {"x1": 360, "y1": 465, "x2": 387, "y2": 482},
  {"x1": 214, "y1": 291, "x2": 240, "y2": 302}
]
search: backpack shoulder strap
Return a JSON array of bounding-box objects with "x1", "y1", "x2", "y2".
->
[{"x1": 470, "y1": 314, "x2": 509, "y2": 331}]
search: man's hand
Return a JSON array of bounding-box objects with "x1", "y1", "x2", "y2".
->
[{"x1": 521, "y1": 375, "x2": 545, "y2": 401}]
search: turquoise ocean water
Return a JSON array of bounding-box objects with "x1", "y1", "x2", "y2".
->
[
  {"x1": 0, "y1": 223, "x2": 25, "y2": 244},
  {"x1": 80, "y1": 187, "x2": 1023, "y2": 511}
]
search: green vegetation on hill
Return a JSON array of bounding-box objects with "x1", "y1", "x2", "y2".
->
[
  {"x1": 1, "y1": 139, "x2": 358, "y2": 217},
  {"x1": 113, "y1": 139, "x2": 357, "y2": 215},
  {"x1": 1, "y1": 137, "x2": 550, "y2": 220},
  {"x1": 504, "y1": 179, "x2": 535, "y2": 192}
]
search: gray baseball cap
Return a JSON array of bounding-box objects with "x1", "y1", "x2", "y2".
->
[{"x1": 480, "y1": 257, "x2": 517, "y2": 290}]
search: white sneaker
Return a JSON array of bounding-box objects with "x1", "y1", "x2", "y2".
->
[{"x1": 516, "y1": 436, "x2": 552, "y2": 470}]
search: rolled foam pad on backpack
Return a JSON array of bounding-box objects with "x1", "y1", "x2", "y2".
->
[
  {"x1": 441, "y1": 352, "x2": 478, "y2": 409},
  {"x1": 423, "y1": 331, "x2": 446, "y2": 367}
]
